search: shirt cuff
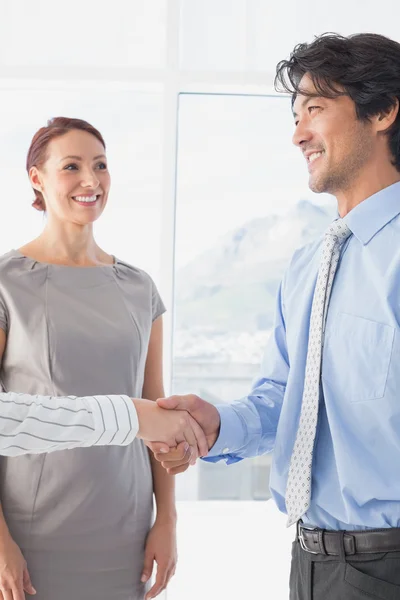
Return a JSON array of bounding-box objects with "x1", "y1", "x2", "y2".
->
[
  {"x1": 84, "y1": 395, "x2": 139, "y2": 447},
  {"x1": 203, "y1": 403, "x2": 247, "y2": 464}
]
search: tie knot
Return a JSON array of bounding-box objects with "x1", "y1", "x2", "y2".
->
[{"x1": 325, "y1": 219, "x2": 352, "y2": 244}]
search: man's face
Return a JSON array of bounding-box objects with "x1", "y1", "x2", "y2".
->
[{"x1": 292, "y1": 74, "x2": 374, "y2": 195}]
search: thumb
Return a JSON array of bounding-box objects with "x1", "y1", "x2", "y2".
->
[
  {"x1": 23, "y1": 566, "x2": 36, "y2": 595},
  {"x1": 156, "y1": 395, "x2": 181, "y2": 410},
  {"x1": 157, "y1": 394, "x2": 196, "y2": 412},
  {"x1": 141, "y1": 550, "x2": 154, "y2": 583}
]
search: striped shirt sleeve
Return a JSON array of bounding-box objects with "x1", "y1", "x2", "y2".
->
[{"x1": 0, "y1": 392, "x2": 139, "y2": 456}]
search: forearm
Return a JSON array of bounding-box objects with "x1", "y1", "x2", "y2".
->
[
  {"x1": 0, "y1": 503, "x2": 11, "y2": 540},
  {"x1": 149, "y1": 451, "x2": 177, "y2": 523},
  {"x1": 0, "y1": 392, "x2": 138, "y2": 456},
  {"x1": 206, "y1": 282, "x2": 288, "y2": 464},
  {"x1": 204, "y1": 379, "x2": 284, "y2": 464}
]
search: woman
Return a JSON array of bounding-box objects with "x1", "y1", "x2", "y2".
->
[{"x1": 0, "y1": 117, "x2": 188, "y2": 600}]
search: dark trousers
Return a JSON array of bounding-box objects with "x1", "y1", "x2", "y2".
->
[{"x1": 290, "y1": 537, "x2": 400, "y2": 599}]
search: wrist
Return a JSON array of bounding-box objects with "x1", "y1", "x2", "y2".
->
[
  {"x1": 207, "y1": 409, "x2": 221, "y2": 450},
  {"x1": 132, "y1": 398, "x2": 150, "y2": 439},
  {"x1": 0, "y1": 521, "x2": 12, "y2": 542},
  {"x1": 208, "y1": 431, "x2": 219, "y2": 451},
  {"x1": 154, "y1": 509, "x2": 177, "y2": 526}
]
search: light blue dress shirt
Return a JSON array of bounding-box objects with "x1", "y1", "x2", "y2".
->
[{"x1": 205, "y1": 182, "x2": 400, "y2": 531}]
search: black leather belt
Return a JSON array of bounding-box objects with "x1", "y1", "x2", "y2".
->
[{"x1": 297, "y1": 522, "x2": 400, "y2": 556}]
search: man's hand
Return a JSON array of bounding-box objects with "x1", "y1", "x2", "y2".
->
[
  {"x1": 146, "y1": 395, "x2": 220, "y2": 475},
  {"x1": 133, "y1": 398, "x2": 209, "y2": 460}
]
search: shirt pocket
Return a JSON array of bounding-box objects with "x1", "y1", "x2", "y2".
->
[{"x1": 322, "y1": 313, "x2": 394, "y2": 402}]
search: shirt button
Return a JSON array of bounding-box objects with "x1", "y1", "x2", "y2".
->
[{"x1": 222, "y1": 447, "x2": 229, "y2": 454}]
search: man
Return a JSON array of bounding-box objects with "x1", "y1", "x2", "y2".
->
[
  {"x1": 0, "y1": 390, "x2": 206, "y2": 457},
  {"x1": 149, "y1": 33, "x2": 400, "y2": 598}
]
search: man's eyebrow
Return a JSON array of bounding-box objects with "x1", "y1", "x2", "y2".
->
[
  {"x1": 292, "y1": 95, "x2": 323, "y2": 119},
  {"x1": 59, "y1": 154, "x2": 106, "y2": 162}
]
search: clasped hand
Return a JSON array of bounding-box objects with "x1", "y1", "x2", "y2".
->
[{"x1": 136, "y1": 394, "x2": 220, "y2": 474}]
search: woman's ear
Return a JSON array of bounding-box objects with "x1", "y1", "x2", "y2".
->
[{"x1": 29, "y1": 166, "x2": 43, "y2": 193}]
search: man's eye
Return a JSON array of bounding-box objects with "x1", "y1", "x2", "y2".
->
[{"x1": 308, "y1": 105, "x2": 321, "y2": 113}]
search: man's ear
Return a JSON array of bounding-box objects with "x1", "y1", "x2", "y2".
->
[{"x1": 376, "y1": 98, "x2": 399, "y2": 132}]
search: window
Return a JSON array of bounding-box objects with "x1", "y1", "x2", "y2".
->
[
  {"x1": 169, "y1": 92, "x2": 333, "y2": 599},
  {"x1": 2, "y1": 2, "x2": 399, "y2": 599},
  {"x1": 0, "y1": 85, "x2": 164, "y2": 279},
  {"x1": 1, "y1": 0, "x2": 167, "y2": 68}
]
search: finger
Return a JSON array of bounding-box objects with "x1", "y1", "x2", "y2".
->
[
  {"x1": 23, "y1": 566, "x2": 36, "y2": 595},
  {"x1": 164, "y1": 566, "x2": 176, "y2": 586},
  {"x1": 10, "y1": 581, "x2": 26, "y2": 600},
  {"x1": 160, "y1": 447, "x2": 194, "y2": 471},
  {"x1": 154, "y1": 441, "x2": 191, "y2": 464},
  {"x1": 2, "y1": 589, "x2": 15, "y2": 600},
  {"x1": 141, "y1": 554, "x2": 154, "y2": 584},
  {"x1": 146, "y1": 441, "x2": 171, "y2": 455},
  {"x1": 157, "y1": 394, "x2": 200, "y2": 415},
  {"x1": 184, "y1": 414, "x2": 208, "y2": 459},
  {"x1": 145, "y1": 564, "x2": 167, "y2": 600},
  {"x1": 156, "y1": 395, "x2": 208, "y2": 457},
  {"x1": 7, "y1": 587, "x2": 21, "y2": 600}
]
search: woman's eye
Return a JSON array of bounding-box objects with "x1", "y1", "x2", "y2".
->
[
  {"x1": 64, "y1": 164, "x2": 78, "y2": 171},
  {"x1": 96, "y1": 162, "x2": 107, "y2": 170}
]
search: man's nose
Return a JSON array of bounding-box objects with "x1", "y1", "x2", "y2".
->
[{"x1": 292, "y1": 120, "x2": 312, "y2": 148}]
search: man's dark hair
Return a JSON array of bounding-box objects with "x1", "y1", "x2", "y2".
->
[{"x1": 275, "y1": 33, "x2": 400, "y2": 170}]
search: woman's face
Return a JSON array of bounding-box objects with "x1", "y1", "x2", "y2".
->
[{"x1": 30, "y1": 129, "x2": 111, "y2": 225}]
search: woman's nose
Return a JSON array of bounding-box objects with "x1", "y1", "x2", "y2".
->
[{"x1": 81, "y1": 170, "x2": 99, "y2": 189}]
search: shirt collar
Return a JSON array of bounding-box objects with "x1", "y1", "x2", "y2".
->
[{"x1": 342, "y1": 181, "x2": 400, "y2": 245}]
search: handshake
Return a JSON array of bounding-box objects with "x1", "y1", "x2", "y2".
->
[{"x1": 133, "y1": 395, "x2": 221, "y2": 475}]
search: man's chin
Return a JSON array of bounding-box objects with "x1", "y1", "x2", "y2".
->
[{"x1": 308, "y1": 175, "x2": 327, "y2": 194}]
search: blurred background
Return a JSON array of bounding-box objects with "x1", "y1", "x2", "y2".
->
[{"x1": 0, "y1": 1, "x2": 398, "y2": 597}]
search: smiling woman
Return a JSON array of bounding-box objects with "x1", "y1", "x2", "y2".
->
[
  {"x1": 20, "y1": 118, "x2": 113, "y2": 265},
  {"x1": 0, "y1": 117, "x2": 177, "y2": 600},
  {"x1": 27, "y1": 117, "x2": 109, "y2": 223}
]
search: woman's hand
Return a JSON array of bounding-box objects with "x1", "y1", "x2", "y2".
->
[
  {"x1": 0, "y1": 534, "x2": 36, "y2": 600},
  {"x1": 141, "y1": 519, "x2": 177, "y2": 600},
  {"x1": 147, "y1": 394, "x2": 221, "y2": 475},
  {"x1": 133, "y1": 398, "x2": 208, "y2": 460}
]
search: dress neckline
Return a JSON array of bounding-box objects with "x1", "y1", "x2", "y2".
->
[{"x1": 10, "y1": 249, "x2": 118, "y2": 269}]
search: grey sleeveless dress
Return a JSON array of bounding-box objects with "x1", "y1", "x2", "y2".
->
[{"x1": 0, "y1": 250, "x2": 166, "y2": 600}]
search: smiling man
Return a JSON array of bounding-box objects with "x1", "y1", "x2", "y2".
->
[{"x1": 148, "y1": 33, "x2": 400, "y2": 598}]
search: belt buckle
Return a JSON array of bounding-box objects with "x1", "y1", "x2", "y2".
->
[{"x1": 297, "y1": 522, "x2": 320, "y2": 554}]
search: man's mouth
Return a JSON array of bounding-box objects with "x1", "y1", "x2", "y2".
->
[
  {"x1": 306, "y1": 151, "x2": 324, "y2": 170},
  {"x1": 308, "y1": 151, "x2": 324, "y2": 163}
]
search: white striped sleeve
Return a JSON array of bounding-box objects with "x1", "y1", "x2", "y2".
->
[{"x1": 0, "y1": 392, "x2": 139, "y2": 456}]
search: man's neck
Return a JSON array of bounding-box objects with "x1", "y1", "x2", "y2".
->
[{"x1": 336, "y1": 174, "x2": 400, "y2": 217}]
